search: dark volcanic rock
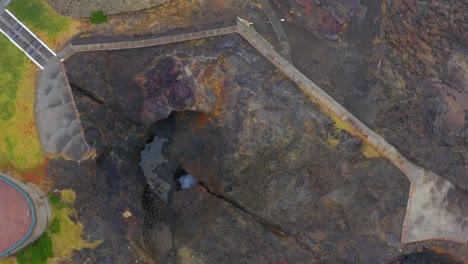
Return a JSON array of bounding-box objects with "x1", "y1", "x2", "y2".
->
[
  {"x1": 66, "y1": 47, "x2": 216, "y2": 126},
  {"x1": 390, "y1": 248, "x2": 464, "y2": 264},
  {"x1": 165, "y1": 43, "x2": 413, "y2": 263},
  {"x1": 57, "y1": 28, "x2": 468, "y2": 263},
  {"x1": 368, "y1": 0, "x2": 468, "y2": 190},
  {"x1": 172, "y1": 186, "x2": 314, "y2": 263},
  {"x1": 275, "y1": 0, "x2": 468, "y2": 191}
]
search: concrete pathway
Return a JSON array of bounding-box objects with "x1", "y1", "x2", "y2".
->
[{"x1": 69, "y1": 26, "x2": 238, "y2": 53}]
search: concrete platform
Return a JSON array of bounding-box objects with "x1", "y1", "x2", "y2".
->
[
  {"x1": 35, "y1": 57, "x2": 90, "y2": 160},
  {"x1": 0, "y1": 172, "x2": 51, "y2": 258}
]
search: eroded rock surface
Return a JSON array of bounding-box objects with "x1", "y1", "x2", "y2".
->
[
  {"x1": 274, "y1": 0, "x2": 468, "y2": 191},
  {"x1": 57, "y1": 34, "x2": 468, "y2": 263},
  {"x1": 370, "y1": 0, "x2": 468, "y2": 191}
]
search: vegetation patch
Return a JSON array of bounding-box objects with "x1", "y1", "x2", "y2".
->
[
  {"x1": 0, "y1": 191, "x2": 99, "y2": 264},
  {"x1": 1, "y1": 0, "x2": 84, "y2": 174},
  {"x1": 8, "y1": 0, "x2": 69, "y2": 37},
  {"x1": 89, "y1": 10, "x2": 108, "y2": 24},
  {"x1": 59, "y1": 189, "x2": 76, "y2": 205},
  {"x1": 361, "y1": 142, "x2": 382, "y2": 158},
  {"x1": 7, "y1": 0, "x2": 78, "y2": 47},
  {"x1": 326, "y1": 138, "x2": 340, "y2": 148},
  {"x1": 16, "y1": 233, "x2": 53, "y2": 264},
  {"x1": 48, "y1": 190, "x2": 101, "y2": 263},
  {"x1": 0, "y1": 35, "x2": 43, "y2": 173},
  {"x1": 48, "y1": 218, "x2": 61, "y2": 234}
]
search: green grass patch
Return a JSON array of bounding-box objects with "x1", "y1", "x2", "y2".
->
[
  {"x1": 0, "y1": 35, "x2": 43, "y2": 172},
  {"x1": 0, "y1": 0, "x2": 82, "y2": 173},
  {"x1": 0, "y1": 36, "x2": 26, "y2": 121},
  {"x1": 5, "y1": 191, "x2": 101, "y2": 264},
  {"x1": 8, "y1": 0, "x2": 71, "y2": 42},
  {"x1": 48, "y1": 194, "x2": 67, "y2": 210},
  {"x1": 89, "y1": 10, "x2": 108, "y2": 24},
  {"x1": 16, "y1": 233, "x2": 53, "y2": 264},
  {"x1": 326, "y1": 138, "x2": 340, "y2": 148},
  {"x1": 48, "y1": 190, "x2": 101, "y2": 262},
  {"x1": 49, "y1": 218, "x2": 61, "y2": 234}
]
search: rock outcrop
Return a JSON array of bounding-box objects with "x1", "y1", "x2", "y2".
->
[
  {"x1": 369, "y1": 0, "x2": 468, "y2": 190},
  {"x1": 57, "y1": 34, "x2": 467, "y2": 262}
]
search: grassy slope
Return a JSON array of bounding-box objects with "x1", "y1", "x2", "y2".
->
[{"x1": 0, "y1": 35, "x2": 42, "y2": 172}]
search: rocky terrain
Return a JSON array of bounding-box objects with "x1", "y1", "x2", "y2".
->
[
  {"x1": 39, "y1": 0, "x2": 468, "y2": 262},
  {"x1": 53, "y1": 32, "x2": 468, "y2": 262},
  {"x1": 273, "y1": 0, "x2": 468, "y2": 191}
]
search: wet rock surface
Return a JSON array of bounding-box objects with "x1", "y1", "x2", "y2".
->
[{"x1": 55, "y1": 32, "x2": 468, "y2": 263}]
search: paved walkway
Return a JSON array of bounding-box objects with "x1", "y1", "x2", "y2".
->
[
  {"x1": 35, "y1": 17, "x2": 466, "y2": 244},
  {"x1": 0, "y1": 172, "x2": 51, "y2": 257},
  {"x1": 65, "y1": 26, "x2": 238, "y2": 54}
]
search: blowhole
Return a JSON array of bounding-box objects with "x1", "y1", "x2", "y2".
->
[{"x1": 174, "y1": 168, "x2": 199, "y2": 190}]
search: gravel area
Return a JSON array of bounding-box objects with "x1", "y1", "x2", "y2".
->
[{"x1": 46, "y1": 0, "x2": 170, "y2": 18}]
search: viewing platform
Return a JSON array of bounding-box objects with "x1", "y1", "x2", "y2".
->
[{"x1": 0, "y1": 172, "x2": 51, "y2": 258}]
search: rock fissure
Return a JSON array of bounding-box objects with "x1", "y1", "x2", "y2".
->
[
  {"x1": 70, "y1": 82, "x2": 105, "y2": 105},
  {"x1": 197, "y1": 181, "x2": 316, "y2": 254}
]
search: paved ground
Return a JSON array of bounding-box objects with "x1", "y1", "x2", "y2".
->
[
  {"x1": 36, "y1": 56, "x2": 90, "y2": 161},
  {"x1": 0, "y1": 175, "x2": 33, "y2": 256},
  {"x1": 403, "y1": 170, "x2": 468, "y2": 243}
]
